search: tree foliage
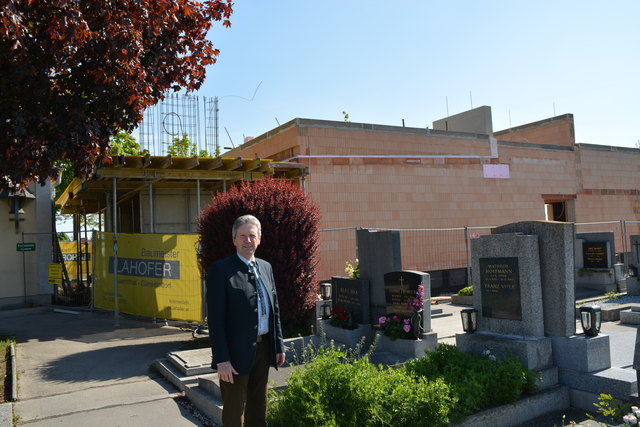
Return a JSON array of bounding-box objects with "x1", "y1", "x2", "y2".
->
[
  {"x1": 167, "y1": 133, "x2": 196, "y2": 157},
  {"x1": 0, "y1": 0, "x2": 233, "y2": 191},
  {"x1": 110, "y1": 131, "x2": 142, "y2": 156},
  {"x1": 198, "y1": 178, "x2": 321, "y2": 333}
]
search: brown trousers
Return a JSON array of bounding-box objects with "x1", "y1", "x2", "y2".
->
[{"x1": 219, "y1": 340, "x2": 270, "y2": 427}]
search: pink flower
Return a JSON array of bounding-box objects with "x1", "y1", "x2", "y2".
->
[
  {"x1": 404, "y1": 318, "x2": 410, "y2": 325},
  {"x1": 378, "y1": 316, "x2": 387, "y2": 325},
  {"x1": 403, "y1": 324, "x2": 411, "y2": 333},
  {"x1": 392, "y1": 315, "x2": 398, "y2": 320}
]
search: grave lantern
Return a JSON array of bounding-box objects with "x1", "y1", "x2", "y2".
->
[
  {"x1": 321, "y1": 303, "x2": 332, "y2": 319},
  {"x1": 320, "y1": 282, "x2": 332, "y2": 300},
  {"x1": 460, "y1": 308, "x2": 478, "y2": 333},
  {"x1": 579, "y1": 305, "x2": 601, "y2": 337}
]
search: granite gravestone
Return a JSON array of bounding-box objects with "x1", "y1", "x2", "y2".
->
[
  {"x1": 383, "y1": 270, "x2": 431, "y2": 336},
  {"x1": 630, "y1": 235, "x2": 640, "y2": 265},
  {"x1": 331, "y1": 277, "x2": 370, "y2": 325}
]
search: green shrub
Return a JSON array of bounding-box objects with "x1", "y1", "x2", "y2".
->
[
  {"x1": 403, "y1": 344, "x2": 539, "y2": 419},
  {"x1": 268, "y1": 347, "x2": 455, "y2": 426},
  {"x1": 457, "y1": 286, "x2": 473, "y2": 296}
]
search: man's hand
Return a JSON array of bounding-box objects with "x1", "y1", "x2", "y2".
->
[
  {"x1": 217, "y1": 361, "x2": 238, "y2": 384},
  {"x1": 276, "y1": 352, "x2": 286, "y2": 367}
]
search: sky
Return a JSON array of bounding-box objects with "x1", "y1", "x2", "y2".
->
[
  {"x1": 60, "y1": 1, "x2": 640, "y2": 232},
  {"x1": 168, "y1": 0, "x2": 639, "y2": 150}
]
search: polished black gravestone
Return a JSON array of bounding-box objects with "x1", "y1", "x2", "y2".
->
[
  {"x1": 582, "y1": 242, "x2": 608, "y2": 269},
  {"x1": 331, "y1": 277, "x2": 370, "y2": 325},
  {"x1": 383, "y1": 270, "x2": 431, "y2": 334},
  {"x1": 479, "y1": 257, "x2": 522, "y2": 321}
]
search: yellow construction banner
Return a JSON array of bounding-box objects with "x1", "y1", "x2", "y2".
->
[
  {"x1": 60, "y1": 241, "x2": 92, "y2": 281},
  {"x1": 93, "y1": 232, "x2": 202, "y2": 322}
]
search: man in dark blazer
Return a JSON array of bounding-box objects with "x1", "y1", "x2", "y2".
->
[{"x1": 206, "y1": 214, "x2": 285, "y2": 426}]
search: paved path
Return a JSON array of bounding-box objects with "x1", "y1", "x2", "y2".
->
[{"x1": 0, "y1": 307, "x2": 204, "y2": 426}]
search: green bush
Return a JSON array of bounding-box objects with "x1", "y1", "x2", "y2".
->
[
  {"x1": 268, "y1": 347, "x2": 456, "y2": 427},
  {"x1": 404, "y1": 344, "x2": 539, "y2": 418},
  {"x1": 457, "y1": 286, "x2": 473, "y2": 296}
]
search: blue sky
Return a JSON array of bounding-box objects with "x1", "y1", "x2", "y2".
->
[{"x1": 182, "y1": 0, "x2": 639, "y2": 149}]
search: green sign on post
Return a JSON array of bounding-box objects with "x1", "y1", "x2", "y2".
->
[{"x1": 17, "y1": 242, "x2": 36, "y2": 252}]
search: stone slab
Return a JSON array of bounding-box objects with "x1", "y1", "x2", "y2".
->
[
  {"x1": 372, "y1": 331, "x2": 437, "y2": 360},
  {"x1": 166, "y1": 348, "x2": 214, "y2": 376},
  {"x1": 558, "y1": 367, "x2": 638, "y2": 399},
  {"x1": 456, "y1": 331, "x2": 553, "y2": 371},
  {"x1": 538, "y1": 367, "x2": 559, "y2": 390},
  {"x1": 452, "y1": 386, "x2": 570, "y2": 427},
  {"x1": 551, "y1": 334, "x2": 611, "y2": 373},
  {"x1": 319, "y1": 320, "x2": 373, "y2": 349},
  {"x1": 620, "y1": 309, "x2": 640, "y2": 325}
]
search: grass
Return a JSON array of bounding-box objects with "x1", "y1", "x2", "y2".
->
[{"x1": 0, "y1": 335, "x2": 16, "y2": 403}]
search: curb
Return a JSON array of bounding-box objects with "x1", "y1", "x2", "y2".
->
[{"x1": 10, "y1": 343, "x2": 16, "y2": 402}]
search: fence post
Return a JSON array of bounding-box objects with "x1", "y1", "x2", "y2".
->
[
  {"x1": 622, "y1": 220, "x2": 629, "y2": 275},
  {"x1": 464, "y1": 227, "x2": 471, "y2": 286}
]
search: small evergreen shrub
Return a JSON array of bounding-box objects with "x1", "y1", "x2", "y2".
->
[
  {"x1": 404, "y1": 344, "x2": 539, "y2": 419},
  {"x1": 268, "y1": 347, "x2": 455, "y2": 427},
  {"x1": 198, "y1": 178, "x2": 321, "y2": 333},
  {"x1": 457, "y1": 285, "x2": 473, "y2": 296}
]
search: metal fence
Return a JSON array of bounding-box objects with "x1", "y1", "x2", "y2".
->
[{"x1": 318, "y1": 221, "x2": 640, "y2": 281}]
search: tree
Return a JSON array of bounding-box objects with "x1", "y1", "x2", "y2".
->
[
  {"x1": 198, "y1": 178, "x2": 321, "y2": 334},
  {"x1": 0, "y1": 0, "x2": 233, "y2": 191},
  {"x1": 110, "y1": 131, "x2": 142, "y2": 156},
  {"x1": 167, "y1": 133, "x2": 196, "y2": 157}
]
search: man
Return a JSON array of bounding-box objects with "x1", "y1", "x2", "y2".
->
[{"x1": 206, "y1": 214, "x2": 286, "y2": 426}]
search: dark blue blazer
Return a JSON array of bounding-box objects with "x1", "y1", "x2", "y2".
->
[{"x1": 206, "y1": 254, "x2": 284, "y2": 375}]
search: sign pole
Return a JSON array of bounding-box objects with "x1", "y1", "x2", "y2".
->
[
  {"x1": 113, "y1": 177, "x2": 119, "y2": 327},
  {"x1": 22, "y1": 232, "x2": 27, "y2": 304}
]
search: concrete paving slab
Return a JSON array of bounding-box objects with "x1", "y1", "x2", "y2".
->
[
  {"x1": 20, "y1": 393, "x2": 202, "y2": 427},
  {"x1": 0, "y1": 307, "x2": 203, "y2": 426},
  {"x1": 0, "y1": 402, "x2": 12, "y2": 427}
]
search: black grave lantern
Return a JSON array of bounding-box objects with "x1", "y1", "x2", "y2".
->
[
  {"x1": 321, "y1": 303, "x2": 332, "y2": 319},
  {"x1": 460, "y1": 308, "x2": 478, "y2": 333},
  {"x1": 579, "y1": 305, "x2": 601, "y2": 337},
  {"x1": 320, "y1": 282, "x2": 332, "y2": 300}
]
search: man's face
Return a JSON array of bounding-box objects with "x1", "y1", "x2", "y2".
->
[{"x1": 233, "y1": 223, "x2": 261, "y2": 260}]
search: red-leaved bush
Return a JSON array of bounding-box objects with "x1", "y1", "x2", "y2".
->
[{"x1": 198, "y1": 178, "x2": 320, "y2": 333}]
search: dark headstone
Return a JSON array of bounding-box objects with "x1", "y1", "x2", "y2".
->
[
  {"x1": 479, "y1": 257, "x2": 522, "y2": 321},
  {"x1": 384, "y1": 271, "x2": 422, "y2": 315},
  {"x1": 383, "y1": 270, "x2": 431, "y2": 334},
  {"x1": 331, "y1": 277, "x2": 370, "y2": 325},
  {"x1": 582, "y1": 242, "x2": 608, "y2": 269}
]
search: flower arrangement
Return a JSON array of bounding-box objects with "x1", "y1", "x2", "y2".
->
[
  {"x1": 378, "y1": 314, "x2": 415, "y2": 340},
  {"x1": 344, "y1": 259, "x2": 359, "y2": 279},
  {"x1": 329, "y1": 306, "x2": 352, "y2": 329}
]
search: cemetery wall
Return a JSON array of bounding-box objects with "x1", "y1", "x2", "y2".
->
[{"x1": 230, "y1": 115, "x2": 640, "y2": 280}]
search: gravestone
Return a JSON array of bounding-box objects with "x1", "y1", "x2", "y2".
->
[
  {"x1": 630, "y1": 235, "x2": 640, "y2": 265},
  {"x1": 357, "y1": 229, "x2": 402, "y2": 324},
  {"x1": 582, "y1": 242, "x2": 609, "y2": 268},
  {"x1": 383, "y1": 271, "x2": 431, "y2": 335},
  {"x1": 575, "y1": 232, "x2": 616, "y2": 293},
  {"x1": 331, "y1": 277, "x2": 370, "y2": 325},
  {"x1": 456, "y1": 232, "x2": 550, "y2": 371}
]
